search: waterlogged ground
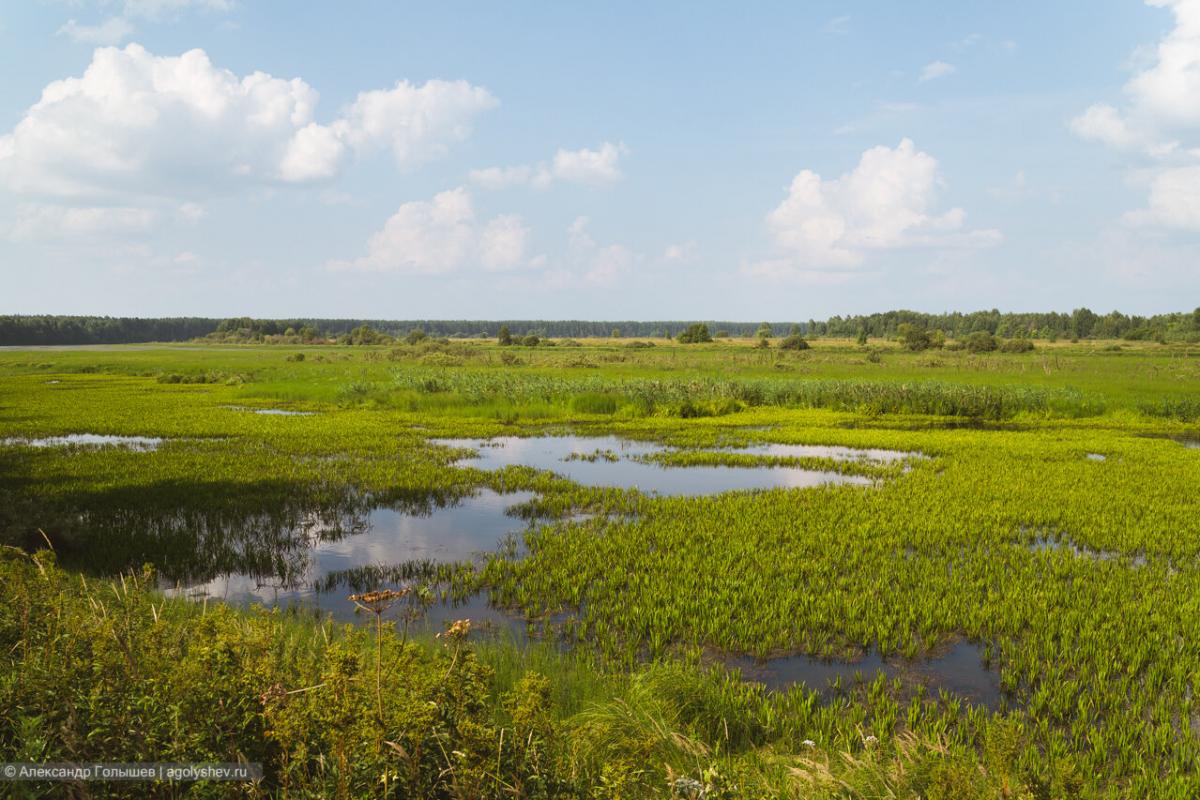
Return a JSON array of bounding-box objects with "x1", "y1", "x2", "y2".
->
[{"x1": 2, "y1": 340, "x2": 1200, "y2": 792}]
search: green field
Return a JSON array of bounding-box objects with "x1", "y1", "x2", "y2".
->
[{"x1": 2, "y1": 338, "x2": 1200, "y2": 798}]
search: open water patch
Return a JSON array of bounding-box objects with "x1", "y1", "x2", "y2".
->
[
  {"x1": 158, "y1": 489, "x2": 543, "y2": 634},
  {"x1": 433, "y1": 435, "x2": 881, "y2": 496},
  {"x1": 1029, "y1": 534, "x2": 1146, "y2": 567},
  {"x1": 721, "y1": 641, "x2": 1002, "y2": 709},
  {"x1": 729, "y1": 442, "x2": 918, "y2": 464},
  {"x1": 224, "y1": 405, "x2": 315, "y2": 416},
  {"x1": 1, "y1": 433, "x2": 163, "y2": 451}
]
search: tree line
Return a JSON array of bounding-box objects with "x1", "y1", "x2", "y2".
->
[{"x1": 1, "y1": 309, "x2": 1198, "y2": 346}]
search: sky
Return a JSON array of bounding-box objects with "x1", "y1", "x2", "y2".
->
[{"x1": 0, "y1": 0, "x2": 1197, "y2": 320}]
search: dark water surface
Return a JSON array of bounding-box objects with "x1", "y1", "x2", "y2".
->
[{"x1": 722, "y1": 641, "x2": 1002, "y2": 708}]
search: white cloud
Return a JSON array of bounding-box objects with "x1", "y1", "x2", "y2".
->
[
  {"x1": 919, "y1": 61, "x2": 956, "y2": 82},
  {"x1": 662, "y1": 241, "x2": 697, "y2": 262},
  {"x1": 821, "y1": 15, "x2": 851, "y2": 34},
  {"x1": 8, "y1": 203, "x2": 158, "y2": 241},
  {"x1": 1070, "y1": 103, "x2": 1142, "y2": 150},
  {"x1": 470, "y1": 142, "x2": 626, "y2": 190},
  {"x1": 468, "y1": 165, "x2": 533, "y2": 190},
  {"x1": 567, "y1": 216, "x2": 636, "y2": 286},
  {"x1": 479, "y1": 214, "x2": 532, "y2": 271},
  {"x1": 1124, "y1": 165, "x2": 1200, "y2": 229},
  {"x1": 546, "y1": 142, "x2": 626, "y2": 185},
  {"x1": 1071, "y1": 0, "x2": 1200, "y2": 228},
  {"x1": 950, "y1": 33, "x2": 982, "y2": 52},
  {"x1": 329, "y1": 188, "x2": 530, "y2": 274},
  {"x1": 747, "y1": 139, "x2": 999, "y2": 279},
  {"x1": 122, "y1": 0, "x2": 233, "y2": 19},
  {"x1": 57, "y1": 17, "x2": 134, "y2": 44},
  {"x1": 0, "y1": 44, "x2": 495, "y2": 241}
]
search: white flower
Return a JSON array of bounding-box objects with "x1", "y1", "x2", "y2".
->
[{"x1": 802, "y1": 739, "x2": 816, "y2": 747}]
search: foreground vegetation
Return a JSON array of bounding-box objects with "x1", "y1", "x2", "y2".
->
[{"x1": 1, "y1": 337, "x2": 1199, "y2": 797}]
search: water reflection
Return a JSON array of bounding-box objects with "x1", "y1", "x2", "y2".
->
[
  {"x1": 166, "y1": 489, "x2": 536, "y2": 621},
  {"x1": 1, "y1": 433, "x2": 162, "y2": 451},
  {"x1": 434, "y1": 435, "x2": 885, "y2": 495}
]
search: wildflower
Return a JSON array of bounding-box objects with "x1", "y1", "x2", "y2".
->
[
  {"x1": 801, "y1": 739, "x2": 816, "y2": 748},
  {"x1": 258, "y1": 682, "x2": 287, "y2": 707},
  {"x1": 864, "y1": 734, "x2": 879, "y2": 745},
  {"x1": 437, "y1": 618, "x2": 472, "y2": 642},
  {"x1": 348, "y1": 588, "x2": 410, "y2": 615}
]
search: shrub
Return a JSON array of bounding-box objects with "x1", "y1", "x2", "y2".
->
[
  {"x1": 778, "y1": 334, "x2": 810, "y2": 350},
  {"x1": 897, "y1": 323, "x2": 931, "y2": 351},
  {"x1": 964, "y1": 332, "x2": 997, "y2": 353},
  {"x1": 999, "y1": 338, "x2": 1034, "y2": 353}
]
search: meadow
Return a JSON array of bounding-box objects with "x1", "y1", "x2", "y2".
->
[{"x1": 2, "y1": 336, "x2": 1199, "y2": 798}]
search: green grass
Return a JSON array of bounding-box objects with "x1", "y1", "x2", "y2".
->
[{"x1": 2, "y1": 340, "x2": 1200, "y2": 797}]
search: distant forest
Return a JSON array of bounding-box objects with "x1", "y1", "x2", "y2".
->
[{"x1": 2, "y1": 308, "x2": 1199, "y2": 346}]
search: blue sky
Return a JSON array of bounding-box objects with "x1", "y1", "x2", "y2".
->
[{"x1": 1, "y1": 1, "x2": 1196, "y2": 319}]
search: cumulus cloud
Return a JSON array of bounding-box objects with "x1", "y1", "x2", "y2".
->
[
  {"x1": 567, "y1": 216, "x2": 637, "y2": 286},
  {"x1": 470, "y1": 142, "x2": 626, "y2": 190},
  {"x1": 0, "y1": 44, "x2": 495, "y2": 199},
  {"x1": 1072, "y1": 0, "x2": 1200, "y2": 228},
  {"x1": 1124, "y1": 165, "x2": 1200, "y2": 228},
  {"x1": 328, "y1": 188, "x2": 531, "y2": 274},
  {"x1": 0, "y1": 44, "x2": 496, "y2": 242},
  {"x1": 56, "y1": 17, "x2": 134, "y2": 44},
  {"x1": 919, "y1": 61, "x2": 956, "y2": 81},
  {"x1": 745, "y1": 139, "x2": 999, "y2": 279}
]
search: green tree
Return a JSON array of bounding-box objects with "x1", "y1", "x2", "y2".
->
[
  {"x1": 498, "y1": 325, "x2": 512, "y2": 346},
  {"x1": 677, "y1": 323, "x2": 713, "y2": 344},
  {"x1": 897, "y1": 323, "x2": 931, "y2": 351},
  {"x1": 755, "y1": 322, "x2": 773, "y2": 339}
]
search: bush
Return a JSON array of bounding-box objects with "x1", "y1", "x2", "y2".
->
[
  {"x1": 521, "y1": 335, "x2": 540, "y2": 347},
  {"x1": 897, "y1": 323, "x2": 931, "y2": 351},
  {"x1": 964, "y1": 332, "x2": 997, "y2": 353},
  {"x1": 778, "y1": 334, "x2": 810, "y2": 350},
  {"x1": 999, "y1": 338, "x2": 1034, "y2": 353}
]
